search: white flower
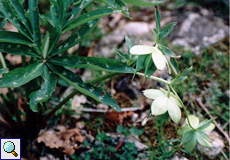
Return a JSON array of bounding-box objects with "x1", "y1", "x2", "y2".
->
[
  {"x1": 143, "y1": 89, "x2": 181, "y2": 123},
  {"x1": 185, "y1": 115, "x2": 215, "y2": 131},
  {"x1": 130, "y1": 45, "x2": 167, "y2": 70}
]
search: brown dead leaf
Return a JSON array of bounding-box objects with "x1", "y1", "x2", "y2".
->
[
  {"x1": 104, "y1": 111, "x2": 134, "y2": 126},
  {"x1": 58, "y1": 128, "x2": 80, "y2": 141},
  {"x1": 37, "y1": 127, "x2": 85, "y2": 153},
  {"x1": 64, "y1": 146, "x2": 75, "y2": 156},
  {"x1": 0, "y1": 88, "x2": 8, "y2": 95},
  {"x1": 37, "y1": 130, "x2": 65, "y2": 149}
]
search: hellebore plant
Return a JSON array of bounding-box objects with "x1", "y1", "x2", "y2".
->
[
  {"x1": 178, "y1": 115, "x2": 215, "y2": 152},
  {"x1": 143, "y1": 88, "x2": 181, "y2": 124},
  {"x1": 130, "y1": 44, "x2": 167, "y2": 70},
  {"x1": 0, "y1": 0, "x2": 215, "y2": 156}
]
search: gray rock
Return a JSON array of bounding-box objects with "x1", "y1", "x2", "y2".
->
[
  {"x1": 171, "y1": 11, "x2": 228, "y2": 54},
  {"x1": 95, "y1": 21, "x2": 152, "y2": 57},
  {"x1": 197, "y1": 131, "x2": 225, "y2": 158},
  {"x1": 171, "y1": 152, "x2": 188, "y2": 160}
]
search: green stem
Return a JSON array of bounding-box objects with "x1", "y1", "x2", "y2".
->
[
  {"x1": 0, "y1": 52, "x2": 7, "y2": 68},
  {"x1": 42, "y1": 72, "x2": 120, "y2": 124},
  {"x1": 136, "y1": 72, "x2": 169, "y2": 84},
  {"x1": 169, "y1": 85, "x2": 194, "y2": 129},
  {"x1": 8, "y1": 88, "x2": 21, "y2": 126},
  {"x1": 21, "y1": 55, "x2": 26, "y2": 67}
]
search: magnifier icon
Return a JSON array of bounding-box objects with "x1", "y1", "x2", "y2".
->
[{"x1": 3, "y1": 141, "x2": 18, "y2": 157}]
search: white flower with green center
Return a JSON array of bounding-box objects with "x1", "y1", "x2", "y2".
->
[
  {"x1": 130, "y1": 45, "x2": 167, "y2": 70},
  {"x1": 143, "y1": 89, "x2": 181, "y2": 124},
  {"x1": 178, "y1": 115, "x2": 215, "y2": 152}
]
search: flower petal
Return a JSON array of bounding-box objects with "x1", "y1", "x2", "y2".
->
[
  {"x1": 186, "y1": 115, "x2": 199, "y2": 129},
  {"x1": 177, "y1": 126, "x2": 191, "y2": 136},
  {"x1": 130, "y1": 45, "x2": 154, "y2": 55},
  {"x1": 200, "y1": 123, "x2": 215, "y2": 132},
  {"x1": 196, "y1": 131, "x2": 212, "y2": 147},
  {"x1": 151, "y1": 47, "x2": 167, "y2": 70},
  {"x1": 168, "y1": 97, "x2": 181, "y2": 124},
  {"x1": 143, "y1": 89, "x2": 165, "y2": 99},
  {"x1": 151, "y1": 96, "x2": 168, "y2": 115}
]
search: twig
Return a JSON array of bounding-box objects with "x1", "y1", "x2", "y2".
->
[
  {"x1": 73, "y1": 105, "x2": 144, "y2": 113},
  {"x1": 196, "y1": 98, "x2": 230, "y2": 143}
]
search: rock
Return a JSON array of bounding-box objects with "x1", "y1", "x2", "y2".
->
[
  {"x1": 170, "y1": 11, "x2": 228, "y2": 54},
  {"x1": 171, "y1": 152, "x2": 188, "y2": 160},
  {"x1": 197, "y1": 131, "x2": 225, "y2": 158},
  {"x1": 95, "y1": 21, "x2": 152, "y2": 57}
]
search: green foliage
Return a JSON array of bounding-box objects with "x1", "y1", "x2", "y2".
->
[
  {"x1": 0, "y1": 0, "x2": 141, "y2": 112},
  {"x1": 71, "y1": 126, "x2": 141, "y2": 159}
]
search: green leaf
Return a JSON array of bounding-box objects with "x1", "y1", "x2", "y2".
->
[
  {"x1": 63, "y1": 0, "x2": 93, "y2": 27},
  {"x1": 125, "y1": 35, "x2": 133, "y2": 53},
  {"x1": 28, "y1": 0, "x2": 41, "y2": 46},
  {"x1": 50, "y1": 0, "x2": 61, "y2": 32},
  {"x1": 49, "y1": 63, "x2": 121, "y2": 111},
  {"x1": 196, "y1": 131, "x2": 212, "y2": 147},
  {"x1": 197, "y1": 118, "x2": 215, "y2": 130},
  {"x1": 122, "y1": 0, "x2": 163, "y2": 7},
  {"x1": 184, "y1": 134, "x2": 196, "y2": 152},
  {"x1": 177, "y1": 126, "x2": 191, "y2": 136},
  {"x1": 181, "y1": 130, "x2": 195, "y2": 145},
  {"x1": 51, "y1": 19, "x2": 99, "y2": 56},
  {"x1": 144, "y1": 54, "x2": 153, "y2": 77},
  {"x1": 9, "y1": 0, "x2": 31, "y2": 32},
  {"x1": 171, "y1": 66, "x2": 193, "y2": 84},
  {"x1": 0, "y1": 0, "x2": 31, "y2": 40},
  {"x1": 114, "y1": 49, "x2": 129, "y2": 63},
  {"x1": 181, "y1": 66, "x2": 193, "y2": 77},
  {"x1": 48, "y1": 63, "x2": 83, "y2": 86},
  {"x1": 0, "y1": 43, "x2": 40, "y2": 58},
  {"x1": 169, "y1": 58, "x2": 179, "y2": 74},
  {"x1": 136, "y1": 54, "x2": 148, "y2": 71},
  {"x1": 63, "y1": 8, "x2": 121, "y2": 33},
  {"x1": 41, "y1": 32, "x2": 50, "y2": 59},
  {"x1": 0, "y1": 63, "x2": 44, "y2": 88},
  {"x1": 159, "y1": 22, "x2": 177, "y2": 40},
  {"x1": 0, "y1": 31, "x2": 33, "y2": 46},
  {"x1": 49, "y1": 55, "x2": 135, "y2": 73},
  {"x1": 29, "y1": 66, "x2": 57, "y2": 112},
  {"x1": 158, "y1": 45, "x2": 177, "y2": 57},
  {"x1": 155, "y1": 6, "x2": 161, "y2": 33},
  {"x1": 0, "y1": 18, "x2": 7, "y2": 29},
  {"x1": 0, "y1": 68, "x2": 8, "y2": 75}
]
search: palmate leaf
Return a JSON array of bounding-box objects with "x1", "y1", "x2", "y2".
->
[
  {"x1": 0, "y1": 63, "x2": 44, "y2": 88},
  {"x1": 49, "y1": 55, "x2": 135, "y2": 73},
  {"x1": 50, "y1": 0, "x2": 61, "y2": 32},
  {"x1": 29, "y1": 66, "x2": 57, "y2": 112},
  {"x1": 122, "y1": 0, "x2": 163, "y2": 7},
  {"x1": 47, "y1": 64, "x2": 84, "y2": 86},
  {"x1": 28, "y1": 0, "x2": 41, "y2": 46},
  {"x1": 51, "y1": 19, "x2": 99, "y2": 56},
  {"x1": 63, "y1": 8, "x2": 121, "y2": 33},
  {"x1": 63, "y1": 0, "x2": 93, "y2": 28},
  {"x1": 0, "y1": 43, "x2": 40, "y2": 58},
  {"x1": 48, "y1": 63, "x2": 121, "y2": 112},
  {"x1": 0, "y1": 0, "x2": 32, "y2": 40},
  {"x1": 0, "y1": 31, "x2": 33, "y2": 46},
  {"x1": 9, "y1": 0, "x2": 31, "y2": 33}
]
